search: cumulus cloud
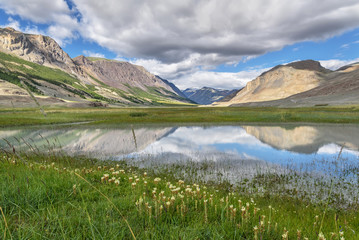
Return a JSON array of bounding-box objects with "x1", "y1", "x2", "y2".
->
[
  {"x1": 320, "y1": 58, "x2": 359, "y2": 70},
  {"x1": 72, "y1": 0, "x2": 359, "y2": 63},
  {"x1": 0, "y1": 17, "x2": 44, "y2": 36},
  {"x1": 83, "y1": 50, "x2": 105, "y2": 58},
  {"x1": 0, "y1": 17, "x2": 20, "y2": 30},
  {"x1": 0, "y1": 0, "x2": 78, "y2": 45},
  {"x1": 172, "y1": 68, "x2": 268, "y2": 90},
  {"x1": 0, "y1": 0, "x2": 71, "y2": 23},
  {"x1": 132, "y1": 56, "x2": 268, "y2": 89}
]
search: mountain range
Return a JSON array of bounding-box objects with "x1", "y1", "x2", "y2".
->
[
  {"x1": 215, "y1": 60, "x2": 359, "y2": 107},
  {"x1": 0, "y1": 27, "x2": 358, "y2": 108},
  {"x1": 0, "y1": 27, "x2": 192, "y2": 107},
  {"x1": 182, "y1": 87, "x2": 238, "y2": 105}
]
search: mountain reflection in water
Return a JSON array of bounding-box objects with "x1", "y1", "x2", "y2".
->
[{"x1": 1, "y1": 124, "x2": 358, "y2": 163}]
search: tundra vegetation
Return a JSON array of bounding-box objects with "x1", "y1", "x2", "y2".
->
[{"x1": 1, "y1": 106, "x2": 359, "y2": 127}]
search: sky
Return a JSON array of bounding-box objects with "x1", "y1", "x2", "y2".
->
[{"x1": 0, "y1": 0, "x2": 359, "y2": 90}]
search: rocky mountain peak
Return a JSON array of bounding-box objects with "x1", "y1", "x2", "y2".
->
[
  {"x1": 0, "y1": 27, "x2": 75, "y2": 69},
  {"x1": 215, "y1": 59, "x2": 328, "y2": 106},
  {"x1": 336, "y1": 62, "x2": 359, "y2": 72},
  {"x1": 259, "y1": 60, "x2": 329, "y2": 77},
  {"x1": 73, "y1": 54, "x2": 189, "y2": 100},
  {"x1": 3, "y1": 27, "x2": 16, "y2": 32},
  {"x1": 183, "y1": 87, "x2": 237, "y2": 105},
  {"x1": 73, "y1": 55, "x2": 92, "y2": 66},
  {"x1": 286, "y1": 60, "x2": 329, "y2": 73}
]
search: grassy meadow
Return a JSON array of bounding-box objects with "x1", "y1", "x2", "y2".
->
[
  {"x1": 1, "y1": 150, "x2": 358, "y2": 239},
  {"x1": 1, "y1": 106, "x2": 359, "y2": 127}
]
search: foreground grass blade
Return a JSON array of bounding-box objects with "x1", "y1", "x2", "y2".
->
[
  {"x1": 0, "y1": 206, "x2": 12, "y2": 240},
  {"x1": 74, "y1": 173, "x2": 137, "y2": 240}
]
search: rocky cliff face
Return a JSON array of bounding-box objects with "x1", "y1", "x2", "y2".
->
[
  {"x1": 73, "y1": 56, "x2": 190, "y2": 102},
  {"x1": 155, "y1": 75, "x2": 188, "y2": 98},
  {"x1": 215, "y1": 60, "x2": 330, "y2": 106},
  {"x1": 0, "y1": 27, "x2": 75, "y2": 70},
  {"x1": 75, "y1": 56, "x2": 166, "y2": 91},
  {"x1": 0, "y1": 27, "x2": 96, "y2": 84},
  {"x1": 183, "y1": 87, "x2": 237, "y2": 105}
]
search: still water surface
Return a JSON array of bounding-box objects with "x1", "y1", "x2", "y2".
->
[{"x1": 1, "y1": 123, "x2": 358, "y2": 168}]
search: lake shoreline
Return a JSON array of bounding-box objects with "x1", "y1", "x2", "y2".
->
[{"x1": 1, "y1": 106, "x2": 359, "y2": 128}]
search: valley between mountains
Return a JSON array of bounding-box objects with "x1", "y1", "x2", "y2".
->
[{"x1": 0, "y1": 26, "x2": 358, "y2": 108}]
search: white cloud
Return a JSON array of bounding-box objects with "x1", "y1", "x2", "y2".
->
[
  {"x1": 83, "y1": 50, "x2": 105, "y2": 58},
  {"x1": 320, "y1": 58, "x2": 359, "y2": 70},
  {"x1": 0, "y1": 0, "x2": 71, "y2": 23},
  {"x1": 131, "y1": 54, "x2": 202, "y2": 80},
  {"x1": 132, "y1": 55, "x2": 268, "y2": 89},
  {"x1": 48, "y1": 25, "x2": 77, "y2": 46},
  {"x1": 172, "y1": 68, "x2": 268, "y2": 90},
  {"x1": 72, "y1": 0, "x2": 359, "y2": 63},
  {"x1": 0, "y1": 17, "x2": 44, "y2": 36},
  {"x1": 1, "y1": 17, "x2": 20, "y2": 30}
]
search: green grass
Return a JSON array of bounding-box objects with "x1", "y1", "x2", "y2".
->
[
  {"x1": 87, "y1": 57, "x2": 120, "y2": 62},
  {"x1": 124, "y1": 85, "x2": 192, "y2": 106},
  {"x1": 0, "y1": 52, "x2": 79, "y2": 86},
  {"x1": 1, "y1": 151, "x2": 357, "y2": 239},
  {"x1": 0, "y1": 106, "x2": 359, "y2": 127},
  {"x1": 0, "y1": 51, "x2": 97, "y2": 100},
  {"x1": 0, "y1": 70, "x2": 44, "y2": 95}
]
